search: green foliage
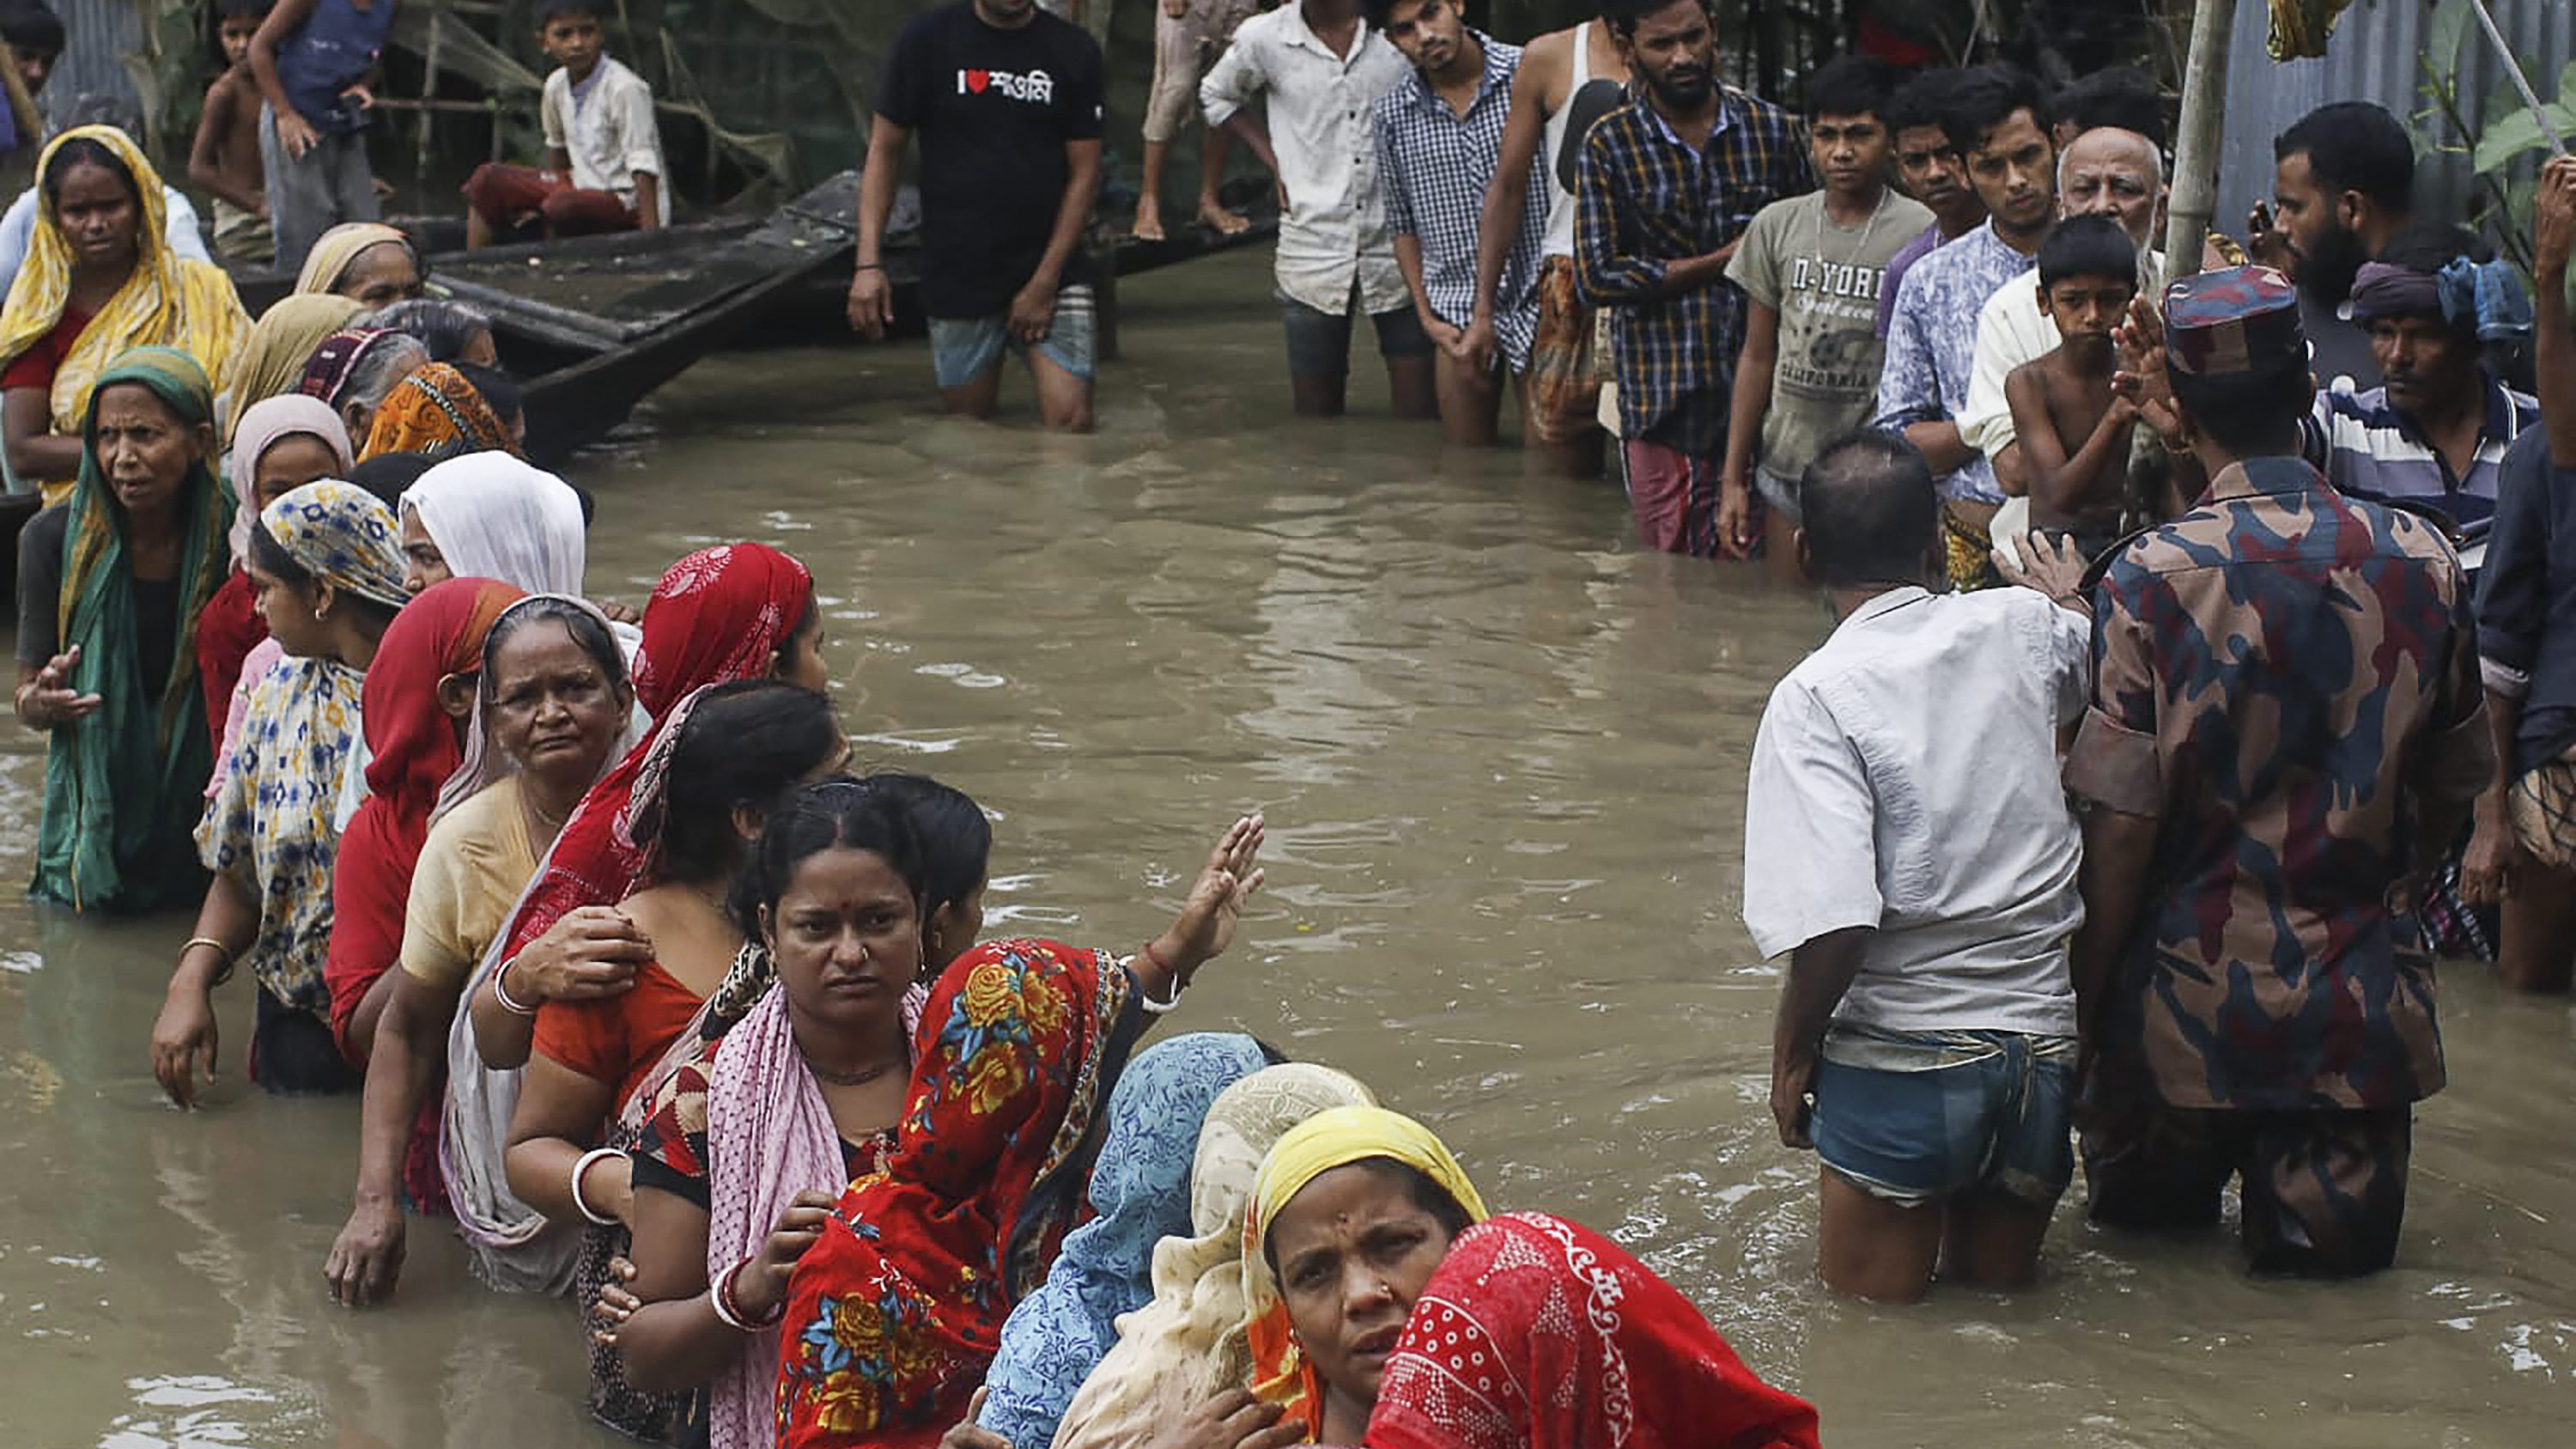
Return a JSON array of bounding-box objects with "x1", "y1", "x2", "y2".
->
[{"x1": 2409, "y1": 0, "x2": 2561, "y2": 291}]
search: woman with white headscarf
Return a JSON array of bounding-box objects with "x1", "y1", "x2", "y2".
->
[{"x1": 397, "y1": 451, "x2": 589, "y2": 597}]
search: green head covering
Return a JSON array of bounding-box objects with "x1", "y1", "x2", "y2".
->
[{"x1": 33, "y1": 345, "x2": 230, "y2": 911}]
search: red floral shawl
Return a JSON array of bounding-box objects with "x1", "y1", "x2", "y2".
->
[
  {"x1": 492, "y1": 543, "x2": 812, "y2": 965},
  {"x1": 775, "y1": 939, "x2": 1144, "y2": 1449},
  {"x1": 325, "y1": 576, "x2": 526, "y2": 1055},
  {"x1": 1367, "y1": 1214, "x2": 1820, "y2": 1449}
]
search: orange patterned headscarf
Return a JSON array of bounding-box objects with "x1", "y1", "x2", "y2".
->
[{"x1": 358, "y1": 362, "x2": 519, "y2": 460}]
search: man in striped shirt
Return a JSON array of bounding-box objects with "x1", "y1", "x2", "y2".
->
[
  {"x1": 1366, "y1": 0, "x2": 1545, "y2": 447},
  {"x1": 2303, "y1": 226, "x2": 2538, "y2": 535}
]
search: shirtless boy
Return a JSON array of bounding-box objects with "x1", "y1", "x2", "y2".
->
[
  {"x1": 2002, "y1": 215, "x2": 2138, "y2": 558},
  {"x1": 190, "y1": 0, "x2": 274, "y2": 265}
]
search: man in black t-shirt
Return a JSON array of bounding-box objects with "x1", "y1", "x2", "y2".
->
[{"x1": 848, "y1": 0, "x2": 1106, "y2": 431}]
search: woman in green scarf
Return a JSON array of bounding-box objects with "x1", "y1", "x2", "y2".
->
[{"x1": 12, "y1": 345, "x2": 229, "y2": 914}]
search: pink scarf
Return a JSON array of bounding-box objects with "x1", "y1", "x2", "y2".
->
[{"x1": 703, "y1": 980, "x2": 927, "y2": 1449}]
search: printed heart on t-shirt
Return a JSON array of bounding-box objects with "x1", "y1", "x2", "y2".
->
[{"x1": 965, "y1": 69, "x2": 991, "y2": 93}]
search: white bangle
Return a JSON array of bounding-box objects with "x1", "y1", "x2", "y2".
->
[
  {"x1": 492, "y1": 956, "x2": 539, "y2": 1017},
  {"x1": 707, "y1": 1282, "x2": 753, "y2": 1332},
  {"x1": 570, "y1": 1147, "x2": 625, "y2": 1227},
  {"x1": 1139, "y1": 978, "x2": 1184, "y2": 1015}
]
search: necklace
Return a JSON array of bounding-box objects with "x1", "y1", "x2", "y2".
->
[
  {"x1": 807, "y1": 1056, "x2": 901, "y2": 1088},
  {"x1": 1809, "y1": 186, "x2": 1893, "y2": 280}
]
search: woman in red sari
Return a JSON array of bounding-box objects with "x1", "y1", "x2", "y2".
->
[
  {"x1": 1366, "y1": 1214, "x2": 1820, "y2": 1449},
  {"x1": 465, "y1": 540, "x2": 829, "y2": 1075},
  {"x1": 770, "y1": 895, "x2": 1268, "y2": 1448}
]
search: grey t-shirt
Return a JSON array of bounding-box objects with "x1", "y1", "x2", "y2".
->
[{"x1": 1728, "y1": 189, "x2": 1933, "y2": 484}]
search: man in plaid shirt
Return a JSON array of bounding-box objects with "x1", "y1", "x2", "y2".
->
[
  {"x1": 1367, "y1": 0, "x2": 1546, "y2": 447},
  {"x1": 1575, "y1": 0, "x2": 1809, "y2": 557}
]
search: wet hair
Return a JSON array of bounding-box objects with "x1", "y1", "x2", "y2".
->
[
  {"x1": 641, "y1": 679, "x2": 842, "y2": 884},
  {"x1": 344, "y1": 450, "x2": 435, "y2": 508},
  {"x1": 455, "y1": 362, "x2": 523, "y2": 427},
  {"x1": 1601, "y1": 0, "x2": 1712, "y2": 43},
  {"x1": 343, "y1": 334, "x2": 433, "y2": 414},
  {"x1": 729, "y1": 778, "x2": 928, "y2": 945},
  {"x1": 1938, "y1": 63, "x2": 2050, "y2": 159},
  {"x1": 1797, "y1": 430, "x2": 1939, "y2": 588},
  {"x1": 1261, "y1": 1157, "x2": 1473, "y2": 1275},
  {"x1": 0, "y1": 0, "x2": 64, "y2": 58},
  {"x1": 860, "y1": 773, "x2": 991, "y2": 928},
  {"x1": 2170, "y1": 360, "x2": 2313, "y2": 457},
  {"x1": 360, "y1": 299, "x2": 494, "y2": 364},
  {"x1": 1883, "y1": 67, "x2": 1959, "y2": 137},
  {"x1": 2038, "y1": 215, "x2": 2138, "y2": 289},
  {"x1": 537, "y1": 0, "x2": 604, "y2": 25},
  {"x1": 2275, "y1": 101, "x2": 2414, "y2": 214},
  {"x1": 248, "y1": 520, "x2": 404, "y2": 629},
  {"x1": 481, "y1": 595, "x2": 629, "y2": 699},
  {"x1": 1804, "y1": 54, "x2": 1902, "y2": 125},
  {"x1": 2056, "y1": 65, "x2": 2165, "y2": 153},
  {"x1": 41, "y1": 134, "x2": 140, "y2": 210}
]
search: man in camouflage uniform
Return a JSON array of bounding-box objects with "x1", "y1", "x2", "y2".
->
[{"x1": 2048, "y1": 265, "x2": 2492, "y2": 1276}]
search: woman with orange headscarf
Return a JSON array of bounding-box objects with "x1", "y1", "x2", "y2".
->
[{"x1": 359, "y1": 359, "x2": 519, "y2": 460}]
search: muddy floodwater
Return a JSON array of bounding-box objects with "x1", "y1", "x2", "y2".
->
[{"x1": 2, "y1": 247, "x2": 2570, "y2": 1448}]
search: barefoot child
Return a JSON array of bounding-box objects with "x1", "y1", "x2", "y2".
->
[
  {"x1": 191, "y1": 0, "x2": 275, "y2": 266},
  {"x1": 1133, "y1": 0, "x2": 1256, "y2": 240},
  {"x1": 459, "y1": 0, "x2": 665, "y2": 247},
  {"x1": 2003, "y1": 215, "x2": 2140, "y2": 559}
]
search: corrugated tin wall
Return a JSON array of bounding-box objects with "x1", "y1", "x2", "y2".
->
[
  {"x1": 43, "y1": 0, "x2": 144, "y2": 130},
  {"x1": 2219, "y1": 0, "x2": 2576, "y2": 231}
]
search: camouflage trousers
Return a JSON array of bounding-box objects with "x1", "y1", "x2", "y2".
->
[{"x1": 2081, "y1": 1093, "x2": 2413, "y2": 1278}]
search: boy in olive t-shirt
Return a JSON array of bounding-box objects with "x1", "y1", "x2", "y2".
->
[{"x1": 1718, "y1": 55, "x2": 1928, "y2": 575}]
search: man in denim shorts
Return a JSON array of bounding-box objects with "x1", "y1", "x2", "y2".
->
[
  {"x1": 1742, "y1": 429, "x2": 2089, "y2": 1303},
  {"x1": 848, "y1": 0, "x2": 1105, "y2": 430}
]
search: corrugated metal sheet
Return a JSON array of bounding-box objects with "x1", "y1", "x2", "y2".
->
[
  {"x1": 40, "y1": 0, "x2": 144, "y2": 131},
  {"x1": 2219, "y1": 0, "x2": 2576, "y2": 232}
]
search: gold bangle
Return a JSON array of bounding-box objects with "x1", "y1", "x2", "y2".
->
[{"x1": 182, "y1": 935, "x2": 235, "y2": 986}]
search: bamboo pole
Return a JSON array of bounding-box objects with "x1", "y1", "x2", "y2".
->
[
  {"x1": 0, "y1": 40, "x2": 44, "y2": 154},
  {"x1": 2162, "y1": 0, "x2": 2238, "y2": 277},
  {"x1": 2465, "y1": 0, "x2": 2566, "y2": 157}
]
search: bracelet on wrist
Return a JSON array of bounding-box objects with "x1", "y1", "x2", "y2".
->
[
  {"x1": 710, "y1": 1257, "x2": 780, "y2": 1331},
  {"x1": 853, "y1": 261, "x2": 885, "y2": 273},
  {"x1": 492, "y1": 956, "x2": 540, "y2": 1017},
  {"x1": 182, "y1": 935, "x2": 236, "y2": 987},
  {"x1": 569, "y1": 1147, "x2": 625, "y2": 1227},
  {"x1": 1138, "y1": 939, "x2": 1185, "y2": 1014}
]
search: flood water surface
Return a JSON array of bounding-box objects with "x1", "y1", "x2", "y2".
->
[{"x1": 3, "y1": 249, "x2": 2571, "y2": 1447}]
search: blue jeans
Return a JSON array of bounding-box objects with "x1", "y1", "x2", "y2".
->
[{"x1": 1809, "y1": 1023, "x2": 2077, "y2": 1208}]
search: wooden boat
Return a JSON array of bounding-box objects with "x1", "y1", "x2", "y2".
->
[{"x1": 226, "y1": 172, "x2": 1278, "y2": 465}]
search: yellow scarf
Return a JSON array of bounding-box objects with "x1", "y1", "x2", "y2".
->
[
  {"x1": 0, "y1": 126, "x2": 251, "y2": 505},
  {"x1": 1240, "y1": 1105, "x2": 1490, "y2": 1434}
]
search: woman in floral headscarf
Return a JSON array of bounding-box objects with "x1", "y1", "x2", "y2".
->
[
  {"x1": 0, "y1": 126, "x2": 248, "y2": 505},
  {"x1": 149, "y1": 480, "x2": 407, "y2": 1108}
]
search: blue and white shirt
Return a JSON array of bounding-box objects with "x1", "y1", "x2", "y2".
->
[
  {"x1": 1372, "y1": 33, "x2": 1546, "y2": 370},
  {"x1": 2303, "y1": 370, "x2": 2539, "y2": 533},
  {"x1": 1873, "y1": 220, "x2": 2035, "y2": 503}
]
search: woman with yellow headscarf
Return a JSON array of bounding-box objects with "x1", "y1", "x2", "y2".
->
[
  {"x1": 1235, "y1": 1105, "x2": 1491, "y2": 1446},
  {"x1": 0, "y1": 127, "x2": 249, "y2": 506}
]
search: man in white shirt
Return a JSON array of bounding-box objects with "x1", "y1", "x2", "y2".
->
[
  {"x1": 1201, "y1": 0, "x2": 1434, "y2": 419},
  {"x1": 1958, "y1": 124, "x2": 2165, "y2": 493},
  {"x1": 1743, "y1": 429, "x2": 2090, "y2": 1304}
]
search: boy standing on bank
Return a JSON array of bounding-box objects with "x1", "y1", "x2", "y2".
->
[
  {"x1": 2003, "y1": 215, "x2": 2142, "y2": 558},
  {"x1": 1717, "y1": 54, "x2": 1925, "y2": 573},
  {"x1": 191, "y1": 0, "x2": 276, "y2": 266},
  {"x1": 849, "y1": 0, "x2": 1104, "y2": 432},
  {"x1": 250, "y1": 0, "x2": 394, "y2": 274},
  {"x1": 460, "y1": 0, "x2": 665, "y2": 247}
]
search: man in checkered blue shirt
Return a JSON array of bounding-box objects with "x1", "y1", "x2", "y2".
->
[
  {"x1": 1365, "y1": 0, "x2": 1547, "y2": 447},
  {"x1": 1574, "y1": 0, "x2": 1810, "y2": 557}
]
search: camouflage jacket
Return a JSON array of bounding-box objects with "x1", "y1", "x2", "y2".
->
[{"x1": 2064, "y1": 456, "x2": 2492, "y2": 1110}]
